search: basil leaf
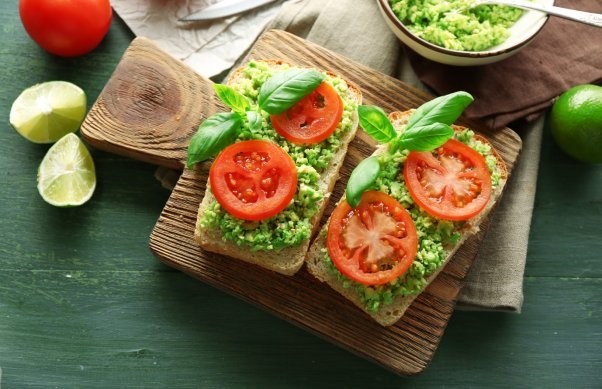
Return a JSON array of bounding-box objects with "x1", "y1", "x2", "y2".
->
[
  {"x1": 406, "y1": 91, "x2": 473, "y2": 130},
  {"x1": 257, "y1": 69, "x2": 324, "y2": 114},
  {"x1": 246, "y1": 110, "x2": 263, "y2": 132},
  {"x1": 346, "y1": 155, "x2": 381, "y2": 208},
  {"x1": 213, "y1": 84, "x2": 250, "y2": 114},
  {"x1": 358, "y1": 105, "x2": 397, "y2": 143},
  {"x1": 186, "y1": 112, "x2": 242, "y2": 168},
  {"x1": 396, "y1": 122, "x2": 454, "y2": 152}
]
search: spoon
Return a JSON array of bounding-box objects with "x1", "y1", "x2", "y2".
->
[{"x1": 470, "y1": 0, "x2": 602, "y2": 28}]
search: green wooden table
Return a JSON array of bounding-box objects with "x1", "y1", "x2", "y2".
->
[{"x1": 1, "y1": 3, "x2": 600, "y2": 387}]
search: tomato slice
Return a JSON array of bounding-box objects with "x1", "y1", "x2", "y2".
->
[
  {"x1": 327, "y1": 191, "x2": 418, "y2": 286},
  {"x1": 404, "y1": 139, "x2": 492, "y2": 221},
  {"x1": 270, "y1": 82, "x2": 343, "y2": 145},
  {"x1": 209, "y1": 140, "x2": 298, "y2": 221}
]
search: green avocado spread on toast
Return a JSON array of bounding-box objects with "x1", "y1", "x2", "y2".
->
[
  {"x1": 199, "y1": 61, "x2": 357, "y2": 251},
  {"x1": 322, "y1": 128, "x2": 503, "y2": 312}
]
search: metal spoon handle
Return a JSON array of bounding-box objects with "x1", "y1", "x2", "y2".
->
[{"x1": 475, "y1": 0, "x2": 602, "y2": 28}]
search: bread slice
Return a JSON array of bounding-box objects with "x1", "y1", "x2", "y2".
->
[
  {"x1": 306, "y1": 110, "x2": 508, "y2": 326},
  {"x1": 194, "y1": 60, "x2": 362, "y2": 276}
]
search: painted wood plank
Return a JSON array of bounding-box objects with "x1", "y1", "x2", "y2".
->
[
  {"x1": 0, "y1": 270, "x2": 599, "y2": 387},
  {"x1": 527, "y1": 123, "x2": 602, "y2": 277},
  {"x1": 1, "y1": 1, "x2": 600, "y2": 386}
]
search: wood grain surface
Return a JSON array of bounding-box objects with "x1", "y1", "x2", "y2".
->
[
  {"x1": 81, "y1": 38, "x2": 225, "y2": 170},
  {"x1": 81, "y1": 31, "x2": 521, "y2": 375}
]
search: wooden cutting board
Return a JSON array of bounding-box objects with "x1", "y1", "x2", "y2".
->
[{"x1": 81, "y1": 30, "x2": 522, "y2": 375}]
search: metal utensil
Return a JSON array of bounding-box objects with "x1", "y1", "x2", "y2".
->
[
  {"x1": 470, "y1": 0, "x2": 602, "y2": 28},
  {"x1": 180, "y1": 0, "x2": 280, "y2": 22}
]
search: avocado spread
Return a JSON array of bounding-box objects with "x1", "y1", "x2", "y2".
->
[
  {"x1": 388, "y1": 0, "x2": 524, "y2": 51},
  {"x1": 322, "y1": 128, "x2": 503, "y2": 312},
  {"x1": 199, "y1": 61, "x2": 357, "y2": 251}
]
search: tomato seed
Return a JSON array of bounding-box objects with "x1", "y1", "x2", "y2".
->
[{"x1": 227, "y1": 174, "x2": 237, "y2": 187}]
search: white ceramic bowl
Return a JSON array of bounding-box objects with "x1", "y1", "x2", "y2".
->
[{"x1": 377, "y1": 0, "x2": 553, "y2": 66}]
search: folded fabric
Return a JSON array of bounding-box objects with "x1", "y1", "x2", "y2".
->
[{"x1": 406, "y1": 0, "x2": 602, "y2": 130}]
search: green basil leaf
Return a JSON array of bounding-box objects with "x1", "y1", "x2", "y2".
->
[
  {"x1": 358, "y1": 105, "x2": 397, "y2": 143},
  {"x1": 257, "y1": 69, "x2": 324, "y2": 114},
  {"x1": 213, "y1": 84, "x2": 250, "y2": 114},
  {"x1": 346, "y1": 155, "x2": 381, "y2": 208},
  {"x1": 186, "y1": 112, "x2": 242, "y2": 168},
  {"x1": 246, "y1": 110, "x2": 263, "y2": 132},
  {"x1": 406, "y1": 91, "x2": 473, "y2": 130},
  {"x1": 397, "y1": 122, "x2": 454, "y2": 151}
]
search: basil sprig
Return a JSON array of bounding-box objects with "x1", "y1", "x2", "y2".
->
[
  {"x1": 257, "y1": 68, "x2": 324, "y2": 114},
  {"x1": 345, "y1": 91, "x2": 474, "y2": 207},
  {"x1": 357, "y1": 105, "x2": 396, "y2": 143},
  {"x1": 187, "y1": 84, "x2": 250, "y2": 168},
  {"x1": 345, "y1": 155, "x2": 381, "y2": 207},
  {"x1": 186, "y1": 68, "x2": 324, "y2": 168},
  {"x1": 245, "y1": 110, "x2": 263, "y2": 132},
  {"x1": 213, "y1": 84, "x2": 250, "y2": 114},
  {"x1": 406, "y1": 91, "x2": 473, "y2": 130},
  {"x1": 186, "y1": 112, "x2": 242, "y2": 168},
  {"x1": 395, "y1": 122, "x2": 455, "y2": 152}
]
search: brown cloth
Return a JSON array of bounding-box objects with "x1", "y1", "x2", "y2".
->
[{"x1": 407, "y1": 0, "x2": 602, "y2": 130}]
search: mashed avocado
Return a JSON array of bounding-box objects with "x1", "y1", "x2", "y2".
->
[
  {"x1": 199, "y1": 61, "x2": 357, "y2": 251},
  {"x1": 323, "y1": 129, "x2": 503, "y2": 312},
  {"x1": 388, "y1": 0, "x2": 524, "y2": 51}
]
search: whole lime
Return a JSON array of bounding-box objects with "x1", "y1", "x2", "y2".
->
[{"x1": 549, "y1": 84, "x2": 602, "y2": 164}]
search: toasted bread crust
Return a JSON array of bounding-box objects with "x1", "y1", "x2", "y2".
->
[
  {"x1": 306, "y1": 110, "x2": 509, "y2": 326},
  {"x1": 194, "y1": 60, "x2": 362, "y2": 276}
]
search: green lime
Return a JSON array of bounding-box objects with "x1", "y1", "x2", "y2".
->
[
  {"x1": 37, "y1": 133, "x2": 96, "y2": 207},
  {"x1": 10, "y1": 81, "x2": 87, "y2": 144},
  {"x1": 549, "y1": 84, "x2": 602, "y2": 164}
]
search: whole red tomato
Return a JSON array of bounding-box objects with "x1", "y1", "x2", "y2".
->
[{"x1": 19, "y1": 0, "x2": 112, "y2": 57}]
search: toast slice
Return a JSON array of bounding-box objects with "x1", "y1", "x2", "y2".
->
[
  {"x1": 306, "y1": 110, "x2": 508, "y2": 326},
  {"x1": 194, "y1": 60, "x2": 362, "y2": 276}
]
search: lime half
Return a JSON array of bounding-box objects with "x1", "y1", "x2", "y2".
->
[
  {"x1": 10, "y1": 81, "x2": 87, "y2": 144},
  {"x1": 37, "y1": 133, "x2": 96, "y2": 207}
]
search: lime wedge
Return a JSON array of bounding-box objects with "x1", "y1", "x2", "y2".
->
[
  {"x1": 10, "y1": 81, "x2": 87, "y2": 144},
  {"x1": 37, "y1": 133, "x2": 96, "y2": 207}
]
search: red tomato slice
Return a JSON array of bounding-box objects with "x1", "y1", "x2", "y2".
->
[
  {"x1": 404, "y1": 139, "x2": 492, "y2": 221},
  {"x1": 209, "y1": 140, "x2": 298, "y2": 221},
  {"x1": 270, "y1": 82, "x2": 343, "y2": 145},
  {"x1": 327, "y1": 191, "x2": 418, "y2": 286}
]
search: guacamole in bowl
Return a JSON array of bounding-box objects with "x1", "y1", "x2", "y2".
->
[
  {"x1": 389, "y1": 0, "x2": 524, "y2": 51},
  {"x1": 377, "y1": 0, "x2": 553, "y2": 66}
]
